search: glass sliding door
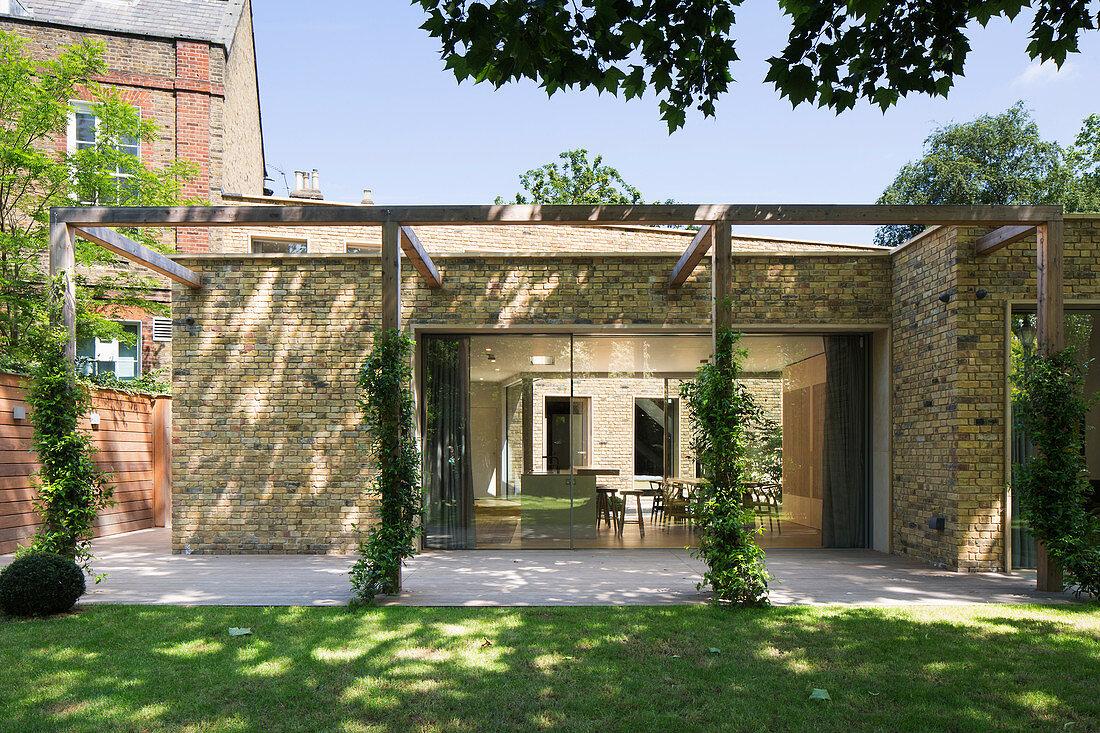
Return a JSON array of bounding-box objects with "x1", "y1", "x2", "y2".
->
[
  {"x1": 1010, "y1": 309, "x2": 1100, "y2": 569},
  {"x1": 420, "y1": 331, "x2": 872, "y2": 550},
  {"x1": 422, "y1": 335, "x2": 475, "y2": 549}
]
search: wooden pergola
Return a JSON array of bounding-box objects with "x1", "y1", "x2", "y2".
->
[{"x1": 48, "y1": 203, "x2": 1066, "y2": 590}]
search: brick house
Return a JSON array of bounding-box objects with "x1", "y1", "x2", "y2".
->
[
  {"x1": 13, "y1": 4, "x2": 1096, "y2": 582},
  {"x1": 0, "y1": 0, "x2": 265, "y2": 376},
  {"x1": 142, "y1": 201, "x2": 1096, "y2": 576}
]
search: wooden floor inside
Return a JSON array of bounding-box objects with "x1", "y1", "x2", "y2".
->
[{"x1": 473, "y1": 499, "x2": 823, "y2": 550}]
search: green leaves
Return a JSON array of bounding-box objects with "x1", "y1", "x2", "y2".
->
[
  {"x1": 1013, "y1": 347, "x2": 1100, "y2": 599},
  {"x1": 0, "y1": 31, "x2": 196, "y2": 368},
  {"x1": 681, "y1": 328, "x2": 771, "y2": 607},
  {"x1": 496, "y1": 148, "x2": 650, "y2": 205},
  {"x1": 350, "y1": 330, "x2": 422, "y2": 603},
  {"x1": 414, "y1": 1, "x2": 1099, "y2": 130},
  {"x1": 22, "y1": 325, "x2": 112, "y2": 578},
  {"x1": 874, "y1": 103, "x2": 1100, "y2": 248}
]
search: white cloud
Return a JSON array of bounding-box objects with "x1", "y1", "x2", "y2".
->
[{"x1": 1013, "y1": 59, "x2": 1080, "y2": 87}]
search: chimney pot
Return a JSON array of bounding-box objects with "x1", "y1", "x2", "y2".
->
[
  {"x1": 362, "y1": 189, "x2": 373, "y2": 205},
  {"x1": 294, "y1": 170, "x2": 304, "y2": 191},
  {"x1": 311, "y1": 169, "x2": 320, "y2": 191}
]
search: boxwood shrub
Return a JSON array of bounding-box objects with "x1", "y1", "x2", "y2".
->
[{"x1": 0, "y1": 552, "x2": 86, "y2": 616}]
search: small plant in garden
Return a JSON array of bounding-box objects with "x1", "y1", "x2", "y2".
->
[
  {"x1": 350, "y1": 330, "x2": 422, "y2": 602},
  {"x1": 20, "y1": 327, "x2": 112, "y2": 578},
  {"x1": 0, "y1": 551, "x2": 85, "y2": 616},
  {"x1": 1013, "y1": 347, "x2": 1100, "y2": 600},
  {"x1": 681, "y1": 328, "x2": 771, "y2": 606}
]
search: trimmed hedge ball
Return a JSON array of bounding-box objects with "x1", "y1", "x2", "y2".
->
[{"x1": 0, "y1": 552, "x2": 86, "y2": 617}]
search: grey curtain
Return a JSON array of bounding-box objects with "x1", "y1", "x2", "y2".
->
[
  {"x1": 821, "y1": 335, "x2": 869, "y2": 548},
  {"x1": 423, "y1": 336, "x2": 474, "y2": 549}
]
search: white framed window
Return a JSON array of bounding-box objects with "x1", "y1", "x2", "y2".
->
[
  {"x1": 633, "y1": 396, "x2": 679, "y2": 479},
  {"x1": 346, "y1": 242, "x2": 379, "y2": 254},
  {"x1": 77, "y1": 321, "x2": 141, "y2": 380},
  {"x1": 152, "y1": 317, "x2": 172, "y2": 342},
  {"x1": 66, "y1": 100, "x2": 141, "y2": 203},
  {"x1": 251, "y1": 236, "x2": 307, "y2": 254}
]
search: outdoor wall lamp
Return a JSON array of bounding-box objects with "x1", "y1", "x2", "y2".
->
[
  {"x1": 976, "y1": 289, "x2": 989, "y2": 300},
  {"x1": 13, "y1": 404, "x2": 25, "y2": 420},
  {"x1": 929, "y1": 516, "x2": 946, "y2": 531},
  {"x1": 89, "y1": 412, "x2": 101, "y2": 429},
  {"x1": 938, "y1": 291, "x2": 952, "y2": 304}
]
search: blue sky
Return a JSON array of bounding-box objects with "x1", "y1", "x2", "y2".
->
[{"x1": 251, "y1": 2, "x2": 1100, "y2": 244}]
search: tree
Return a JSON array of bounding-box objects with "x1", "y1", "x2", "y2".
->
[
  {"x1": 874, "y1": 103, "x2": 1100, "y2": 247},
  {"x1": 414, "y1": 1, "x2": 1100, "y2": 131},
  {"x1": 0, "y1": 31, "x2": 196, "y2": 367},
  {"x1": 496, "y1": 148, "x2": 652, "y2": 204}
]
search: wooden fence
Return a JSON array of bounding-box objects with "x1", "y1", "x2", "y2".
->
[{"x1": 0, "y1": 371, "x2": 170, "y2": 555}]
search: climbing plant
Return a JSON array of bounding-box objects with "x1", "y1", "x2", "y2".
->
[
  {"x1": 1013, "y1": 347, "x2": 1100, "y2": 600},
  {"x1": 681, "y1": 328, "x2": 770, "y2": 606},
  {"x1": 21, "y1": 327, "x2": 112, "y2": 578},
  {"x1": 350, "y1": 330, "x2": 422, "y2": 602}
]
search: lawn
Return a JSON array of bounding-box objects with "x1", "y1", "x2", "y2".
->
[{"x1": 1, "y1": 604, "x2": 1098, "y2": 732}]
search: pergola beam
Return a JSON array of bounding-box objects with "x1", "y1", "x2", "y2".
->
[
  {"x1": 51, "y1": 204, "x2": 1064, "y2": 228},
  {"x1": 669, "y1": 225, "x2": 713, "y2": 287},
  {"x1": 400, "y1": 226, "x2": 441, "y2": 288},
  {"x1": 74, "y1": 227, "x2": 203, "y2": 288},
  {"x1": 974, "y1": 225, "x2": 1035, "y2": 256}
]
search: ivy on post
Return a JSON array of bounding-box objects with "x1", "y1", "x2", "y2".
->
[
  {"x1": 682, "y1": 221, "x2": 771, "y2": 606},
  {"x1": 1013, "y1": 347, "x2": 1100, "y2": 600},
  {"x1": 682, "y1": 328, "x2": 771, "y2": 606},
  {"x1": 1035, "y1": 218, "x2": 1065, "y2": 592},
  {"x1": 350, "y1": 221, "x2": 422, "y2": 603},
  {"x1": 350, "y1": 329, "x2": 422, "y2": 603}
]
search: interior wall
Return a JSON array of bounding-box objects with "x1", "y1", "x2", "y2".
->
[
  {"x1": 469, "y1": 382, "x2": 503, "y2": 499},
  {"x1": 782, "y1": 354, "x2": 826, "y2": 530}
]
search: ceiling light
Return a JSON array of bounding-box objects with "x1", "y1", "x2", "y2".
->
[{"x1": 529, "y1": 356, "x2": 554, "y2": 366}]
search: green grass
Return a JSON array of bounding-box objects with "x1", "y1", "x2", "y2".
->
[{"x1": 1, "y1": 604, "x2": 1098, "y2": 732}]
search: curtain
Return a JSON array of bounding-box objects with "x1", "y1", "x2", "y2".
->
[
  {"x1": 821, "y1": 335, "x2": 869, "y2": 548},
  {"x1": 423, "y1": 335, "x2": 474, "y2": 549}
]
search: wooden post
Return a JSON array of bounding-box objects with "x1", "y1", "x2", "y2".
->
[
  {"x1": 712, "y1": 223, "x2": 732, "y2": 346},
  {"x1": 382, "y1": 221, "x2": 401, "y2": 330},
  {"x1": 381, "y1": 221, "x2": 402, "y2": 591},
  {"x1": 1036, "y1": 219, "x2": 1065, "y2": 592},
  {"x1": 48, "y1": 217, "x2": 76, "y2": 360}
]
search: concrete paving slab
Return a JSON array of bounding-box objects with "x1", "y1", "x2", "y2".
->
[{"x1": 0, "y1": 528, "x2": 1076, "y2": 606}]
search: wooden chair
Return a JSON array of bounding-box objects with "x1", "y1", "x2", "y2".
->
[
  {"x1": 753, "y1": 482, "x2": 783, "y2": 534},
  {"x1": 661, "y1": 480, "x2": 692, "y2": 525},
  {"x1": 648, "y1": 479, "x2": 665, "y2": 522},
  {"x1": 595, "y1": 486, "x2": 617, "y2": 531}
]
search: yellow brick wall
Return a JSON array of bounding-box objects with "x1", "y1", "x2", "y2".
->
[{"x1": 172, "y1": 249, "x2": 890, "y2": 554}]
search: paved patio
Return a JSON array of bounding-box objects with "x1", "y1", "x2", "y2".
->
[{"x1": 0, "y1": 528, "x2": 1074, "y2": 606}]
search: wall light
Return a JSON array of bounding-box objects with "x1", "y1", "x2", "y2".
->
[
  {"x1": 938, "y1": 291, "x2": 951, "y2": 304},
  {"x1": 13, "y1": 404, "x2": 25, "y2": 420},
  {"x1": 529, "y1": 356, "x2": 554, "y2": 366},
  {"x1": 976, "y1": 289, "x2": 989, "y2": 300},
  {"x1": 89, "y1": 412, "x2": 101, "y2": 429}
]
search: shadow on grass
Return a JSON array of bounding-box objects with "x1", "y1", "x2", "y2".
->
[{"x1": 1, "y1": 604, "x2": 1098, "y2": 732}]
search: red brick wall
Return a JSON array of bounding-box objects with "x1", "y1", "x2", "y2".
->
[{"x1": 175, "y1": 41, "x2": 213, "y2": 253}]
